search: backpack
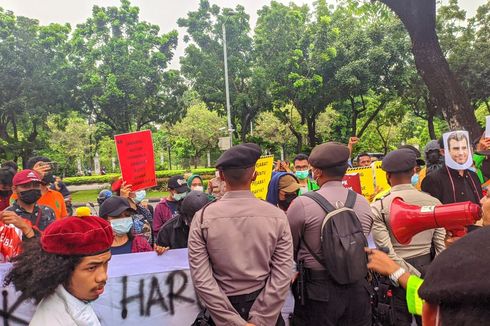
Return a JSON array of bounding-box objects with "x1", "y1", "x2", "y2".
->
[{"x1": 302, "y1": 190, "x2": 369, "y2": 285}]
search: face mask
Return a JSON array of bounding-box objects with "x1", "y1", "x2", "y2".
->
[
  {"x1": 0, "y1": 190, "x2": 12, "y2": 198},
  {"x1": 134, "y1": 190, "x2": 146, "y2": 204},
  {"x1": 173, "y1": 192, "x2": 187, "y2": 201},
  {"x1": 411, "y1": 174, "x2": 419, "y2": 186},
  {"x1": 215, "y1": 171, "x2": 220, "y2": 178},
  {"x1": 468, "y1": 166, "x2": 477, "y2": 173},
  {"x1": 295, "y1": 170, "x2": 309, "y2": 180},
  {"x1": 111, "y1": 217, "x2": 133, "y2": 235},
  {"x1": 278, "y1": 193, "x2": 298, "y2": 211},
  {"x1": 19, "y1": 189, "x2": 41, "y2": 204},
  {"x1": 192, "y1": 186, "x2": 204, "y2": 192}
]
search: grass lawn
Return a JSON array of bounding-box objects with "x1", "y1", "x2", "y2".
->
[{"x1": 71, "y1": 189, "x2": 168, "y2": 204}]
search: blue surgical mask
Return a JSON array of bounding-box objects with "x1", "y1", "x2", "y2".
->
[
  {"x1": 411, "y1": 174, "x2": 419, "y2": 186},
  {"x1": 295, "y1": 170, "x2": 309, "y2": 180},
  {"x1": 134, "y1": 190, "x2": 146, "y2": 204},
  {"x1": 469, "y1": 166, "x2": 477, "y2": 173},
  {"x1": 111, "y1": 217, "x2": 133, "y2": 235}
]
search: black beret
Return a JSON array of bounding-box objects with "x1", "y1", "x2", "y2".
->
[
  {"x1": 309, "y1": 142, "x2": 350, "y2": 169},
  {"x1": 381, "y1": 149, "x2": 416, "y2": 173},
  {"x1": 418, "y1": 226, "x2": 490, "y2": 305},
  {"x1": 216, "y1": 143, "x2": 261, "y2": 170},
  {"x1": 398, "y1": 144, "x2": 421, "y2": 158}
]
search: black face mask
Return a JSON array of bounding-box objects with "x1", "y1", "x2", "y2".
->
[
  {"x1": 0, "y1": 190, "x2": 12, "y2": 198},
  {"x1": 278, "y1": 193, "x2": 298, "y2": 211},
  {"x1": 19, "y1": 189, "x2": 42, "y2": 204}
]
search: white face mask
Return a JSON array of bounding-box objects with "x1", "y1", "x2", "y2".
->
[
  {"x1": 215, "y1": 171, "x2": 220, "y2": 178},
  {"x1": 192, "y1": 186, "x2": 204, "y2": 192}
]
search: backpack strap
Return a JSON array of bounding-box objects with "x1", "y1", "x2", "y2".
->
[
  {"x1": 344, "y1": 190, "x2": 357, "y2": 209},
  {"x1": 302, "y1": 191, "x2": 336, "y2": 213}
]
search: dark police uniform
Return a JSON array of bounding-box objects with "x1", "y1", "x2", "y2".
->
[
  {"x1": 371, "y1": 149, "x2": 445, "y2": 326},
  {"x1": 287, "y1": 142, "x2": 373, "y2": 326},
  {"x1": 188, "y1": 143, "x2": 293, "y2": 326}
]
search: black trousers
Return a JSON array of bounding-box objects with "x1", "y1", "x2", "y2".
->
[
  {"x1": 292, "y1": 272, "x2": 372, "y2": 326},
  {"x1": 391, "y1": 254, "x2": 432, "y2": 326}
]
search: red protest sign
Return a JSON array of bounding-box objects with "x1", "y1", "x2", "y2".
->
[
  {"x1": 115, "y1": 130, "x2": 156, "y2": 191},
  {"x1": 342, "y1": 173, "x2": 362, "y2": 195}
]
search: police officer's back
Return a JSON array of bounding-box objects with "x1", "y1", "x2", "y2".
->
[
  {"x1": 286, "y1": 142, "x2": 373, "y2": 326},
  {"x1": 371, "y1": 149, "x2": 445, "y2": 326},
  {"x1": 188, "y1": 143, "x2": 293, "y2": 326}
]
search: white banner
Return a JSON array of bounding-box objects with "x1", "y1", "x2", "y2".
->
[{"x1": 0, "y1": 249, "x2": 294, "y2": 325}]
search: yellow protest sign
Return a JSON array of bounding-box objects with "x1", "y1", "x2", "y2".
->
[
  {"x1": 251, "y1": 155, "x2": 274, "y2": 200},
  {"x1": 373, "y1": 161, "x2": 390, "y2": 192},
  {"x1": 346, "y1": 165, "x2": 374, "y2": 198}
]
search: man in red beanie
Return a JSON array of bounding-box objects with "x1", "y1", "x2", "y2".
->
[{"x1": 4, "y1": 215, "x2": 114, "y2": 325}]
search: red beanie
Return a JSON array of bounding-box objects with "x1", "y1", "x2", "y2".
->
[{"x1": 41, "y1": 216, "x2": 114, "y2": 256}]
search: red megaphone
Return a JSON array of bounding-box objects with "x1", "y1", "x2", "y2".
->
[{"x1": 390, "y1": 198, "x2": 481, "y2": 245}]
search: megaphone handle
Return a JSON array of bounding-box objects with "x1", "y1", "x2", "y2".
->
[{"x1": 447, "y1": 227, "x2": 467, "y2": 238}]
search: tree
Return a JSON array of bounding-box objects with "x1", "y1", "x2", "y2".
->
[
  {"x1": 254, "y1": 0, "x2": 339, "y2": 148},
  {"x1": 327, "y1": 2, "x2": 412, "y2": 139},
  {"x1": 0, "y1": 8, "x2": 73, "y2": 164},
  {"x1": 41, "y1": 113, "x2": 95, "y2": 176},
  {"x1": 254, "y1": 108, "x2": 306, "y2": 155},
  {"x1": 70, "y1": 0, "x2": 186, "y2": 135},
  {"x1": 378, "y1": 0, "x2": 482, "y2": 138},
  {"x1": 178, "y1": 0, "x2": 268, "y2": 142},
  {"x1": 169, "y1": 103, "x2": 226, "y2": 168},
  {"x1": 437, "y1": 0, "x2": 490, "y2": 112}
]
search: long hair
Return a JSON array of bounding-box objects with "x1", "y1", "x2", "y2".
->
[{"x1": 3, "y1": 239, "x2": 82, "y2": 304}]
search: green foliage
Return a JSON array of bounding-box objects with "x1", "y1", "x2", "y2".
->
[
  {"x1": 168, "y1": 102, "x2": 226, "y2": 168},
  {"x1": 63, "y1": 168, "x2": 216, "y2": 185},
  {"x1": 0, "y1": 8, "x2": 73, "y2": 163},
  {"x1": 178, "y1": 0, "x2": 268, "y2": 142},
  {"x1": 70, "y1": 0, "x2": 186, "y2": 135}
]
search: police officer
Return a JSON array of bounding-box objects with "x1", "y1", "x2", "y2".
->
[
  {"x1": 287, "y1": 142, "x2": 373, "y2": 326},
  {"x1": 371, "y1": 148, "x2": 446, "y2": 326},
  {"x1": 188, "y1": 143, "x2": 293, "y2": 326}
]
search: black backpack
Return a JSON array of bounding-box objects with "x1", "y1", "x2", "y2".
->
[{"x1": 302, "y1": 190, "x2": 369, "y2": 285}]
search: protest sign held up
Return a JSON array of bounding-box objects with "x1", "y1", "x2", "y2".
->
[{"x1": 115, "y1": 130, "x2": 157, "y2": 191}]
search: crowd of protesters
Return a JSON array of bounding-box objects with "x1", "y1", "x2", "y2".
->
[{"x1": 1, "y1": 131, "x2": 490, "y2": 325}]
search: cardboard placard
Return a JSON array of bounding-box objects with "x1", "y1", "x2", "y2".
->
[
  {"x1": 251, "y1": 155, "x2": 274, "y2": 200},
  {"x1": 373, "y1": 161, "x2": 390, "y2": 193},
  {"x1": 346, "y1": 165, "x2": 375, "y2": 197},
  {"x1": 115, "y1": 130, "x2": 157, "y2": 191},
  {"x1": 342, "y1": 173, "x2": 362, "y2": 195}
]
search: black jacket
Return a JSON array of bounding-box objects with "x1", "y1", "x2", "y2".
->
[
  {"x1": 421, "y1": 165, "x2": 483, "y2": 205},
  {"x1": 156, "y1": 214, "x2": 189, "y2": 249}
]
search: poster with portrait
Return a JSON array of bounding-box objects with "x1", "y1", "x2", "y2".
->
[{"x1": 443, "y1": 130, "x2": 473, "y2": 170}]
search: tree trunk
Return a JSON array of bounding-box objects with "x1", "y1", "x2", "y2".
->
[
  {"x1": 306, "y1": 116, "x2": 317, "y2": 148},
  {"x1": 350, "y1": 97, "x2": 358, "y2": 136},
  {"x1": 379, "y1": 0, "x2": 482, "y2": 139}
]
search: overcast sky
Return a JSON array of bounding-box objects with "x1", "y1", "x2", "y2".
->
[{"x1": 0, "y1": 0, "x2": 484, "y2": 68}]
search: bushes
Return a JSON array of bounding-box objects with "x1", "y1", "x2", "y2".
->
[{"x1": 63, "y1": 168, "x2": 216, "y2": 186}]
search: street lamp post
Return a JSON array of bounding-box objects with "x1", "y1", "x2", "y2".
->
[{"x1": 222, "y1": 22, "x2": 233, "y2": 148}]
